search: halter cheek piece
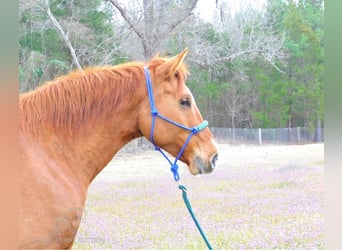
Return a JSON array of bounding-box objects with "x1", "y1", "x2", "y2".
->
[{"x1": 144, "y1": 66, "x2": 208, "y2": 182}]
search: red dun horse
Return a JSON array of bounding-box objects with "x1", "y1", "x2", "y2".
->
[{"x1": 19, "y1": 49, "x2": 218, "y2": 249}]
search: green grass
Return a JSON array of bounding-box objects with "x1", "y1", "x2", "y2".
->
[{"x1": 73, "y1": 145, "x2": 324, "y2": 249}]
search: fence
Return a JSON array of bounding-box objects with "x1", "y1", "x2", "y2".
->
[
  {"x1": 120, "y1": 127, "x2": 324, "y2": 154},
  {"x1": 210, "y1": 127, "x2": 324, "y2": 145}
]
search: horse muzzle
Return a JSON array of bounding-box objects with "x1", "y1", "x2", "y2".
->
[{"x1": 191, "y1": 153, "x2": 218, "y2": 175}]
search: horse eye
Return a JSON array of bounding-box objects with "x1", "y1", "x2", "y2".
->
[{"x1": 180, "y1": 98, "x2": 191, "y2": 108}]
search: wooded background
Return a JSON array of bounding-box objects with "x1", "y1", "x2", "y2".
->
[{"x1": 19, "y1": 0, "x2": 324, "y2": 133}]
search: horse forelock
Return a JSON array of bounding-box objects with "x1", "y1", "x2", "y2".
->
[{"x1": 19, "y1": 63, "x2": 143, "y2": 136}]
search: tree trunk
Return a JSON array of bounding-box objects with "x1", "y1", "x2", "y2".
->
[
  {"x1": 314, "y1": 115, "x2": 322, "y2": 142},
  {"x1": 143, "y1": 0, "x2": 155, "y2": 59},
  {"x1": 46, "y1": 1, "x2": 83, "y2": 71}
]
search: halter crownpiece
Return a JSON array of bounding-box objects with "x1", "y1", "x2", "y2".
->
[{"x1": 143, "y1": 66, "x2": 208, "y2": 181}]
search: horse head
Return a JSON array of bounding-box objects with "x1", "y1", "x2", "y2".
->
[{"x1": 139, "y1": 49, "x2": 218, "y2": 175}]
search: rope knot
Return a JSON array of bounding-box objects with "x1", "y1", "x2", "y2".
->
[
  {"x1": 178, "y1": 184, "x2": 187, "y2": 191},
  {"x1": 191, "y1": 127, "x2": 200, "y2": 134},
  {"x1": 170, "y1": 164, "x2": 180, "y2": 181}
]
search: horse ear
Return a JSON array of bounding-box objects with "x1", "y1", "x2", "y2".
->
[{"x1": 159, "y1": 48, "x2": 189, "y2": 77}]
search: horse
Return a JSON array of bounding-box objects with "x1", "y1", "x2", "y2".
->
[{"x1": 19, "y1": 49, "x2": 218, "y2": 249}]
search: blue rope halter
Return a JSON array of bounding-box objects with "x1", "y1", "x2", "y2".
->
[
  {"x1": 143, "y1": 66, "x2": 208, "y2": 182},
  {"x1": 144, "y1": 66, "x2": 214, "y2": 249}
]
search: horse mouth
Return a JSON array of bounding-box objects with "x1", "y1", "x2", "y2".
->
[{"x1": 190, "y1": 153, "x2": 218, "y2": 175}]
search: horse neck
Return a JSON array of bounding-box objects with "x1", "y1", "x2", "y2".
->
[
  {"x1": 21, "y1": 67, "x2": 147, "y2": 185},
  {"x1": 67, "y1": 77, "x2": 146, "y2": 183},
  {"x1": 73, "y1": 97, "x2": 144, "y2": 181}
]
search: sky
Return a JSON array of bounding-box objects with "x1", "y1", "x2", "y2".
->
[
  {"x1": 196, "y1": 0, "x2": 267, "y2": 22},
  {"x1": 196, "y1": 0, "x2": 216, "y2": 22}
]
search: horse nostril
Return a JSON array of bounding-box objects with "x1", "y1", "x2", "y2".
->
[{"x1": 210, "y1": 153, "x2": 218, "y2": 168}]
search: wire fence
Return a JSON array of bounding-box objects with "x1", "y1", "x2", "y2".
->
[
  {"x1": 120, "y1": 127, "x2": 324, "y2": 154},
  {"x1": 210, "y1": 127, "x2": 324, "y2": 145}
]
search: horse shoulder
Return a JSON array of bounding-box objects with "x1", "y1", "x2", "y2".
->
[{"x1": 19, "y1": 132, "x2": 86, "y2": 249}]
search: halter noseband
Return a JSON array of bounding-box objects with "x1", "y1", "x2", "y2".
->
[{"x1": 144, "y1": 66, "x2": 208, "y2": 182}]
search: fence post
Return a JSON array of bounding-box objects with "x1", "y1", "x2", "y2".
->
[
  {"x1": 273, "y1": 128, "x2": 275, "y2": 141},
  {"x1": 297, "y1": 127, "x2": 300, "y2": 143},
  {"x1": 258, "y1": 128, "x2": 262, "y2": 145}
]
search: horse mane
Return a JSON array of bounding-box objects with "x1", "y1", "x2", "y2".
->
[
  {"x1": 19, "y1": 63, "x2": 144, "y2": 136},
  {"x1": 19, "y1": 56, "x2": 189, "y2": 137}
]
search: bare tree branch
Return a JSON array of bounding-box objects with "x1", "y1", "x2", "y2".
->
[
  {"x1": 107, "y1": 0, "x2": 147, "y2": 52},
  {"x1": 161, "y1": 0, "x2": 199, "y2": 37},
  {"x1": 107, "y1": 0, "x2": 199, "y2": 59},
  {"x1": 46, "y1": 1, "x2": 83, "y2": 71},
  {"x1": 214, "y1": 50, "x2": 255, "y2": 63},
  {"x1": 262, "y1": 54, "x2": 286, "y2": 74}
]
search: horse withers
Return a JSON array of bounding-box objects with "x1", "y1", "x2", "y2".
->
[{"x1": 19, "y1": 49, "x2": 218, "y2": 249}]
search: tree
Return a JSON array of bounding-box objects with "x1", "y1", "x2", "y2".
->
[
  {"x1": 46, "y1": 0, "x2": 82, "y2": 71},
  {"x1": 281, "y1": 0, "x2": 324, "y2": 134},
  {"x1": 184, "y1": 2, "x2": 287, "y2": 128},
  {"x1": 19, "y1": 0, "x2": 324, "y2": 134},
  {"x1": 19, "y1": 0, "x2": 123, "y2": 92},
  {"x1": 106, "y1": 0, "x2": 199, "y2": 59}
]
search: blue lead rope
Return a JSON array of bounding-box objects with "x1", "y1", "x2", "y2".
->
[
  {"x1": 179, "y1": 185, "x2": 213, "y2": 250},
  {"x1": 144, "y1": 66, "x2": 214, "y2": 249}
]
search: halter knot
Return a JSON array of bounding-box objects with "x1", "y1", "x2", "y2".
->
[
  {"x1": 192, "y1": 127, "x2": 200, "y2": 134},
  {"x1": 170, "y1": 164, "x2": 180, "y2": 181}
]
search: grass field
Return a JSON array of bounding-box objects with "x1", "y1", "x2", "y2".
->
[{"x1": 73, "y1": 143, "x2": 324, "y2": 249}]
